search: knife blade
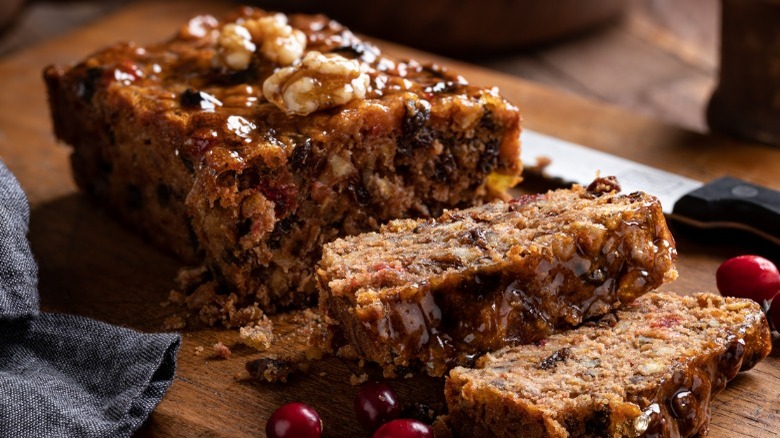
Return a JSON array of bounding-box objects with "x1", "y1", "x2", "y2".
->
[{"x1": 520, "y1": 129, "x2": 780, "y2": 245}]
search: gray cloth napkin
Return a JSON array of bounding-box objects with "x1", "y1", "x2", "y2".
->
[{"x1": 0, "y1": 160, "x2": 181, "y2": 437}]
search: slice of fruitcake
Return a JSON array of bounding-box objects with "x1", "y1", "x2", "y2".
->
[
  {"x1": 318, "y1": 178, "x2": 678, "y2": 377},
  {"x1": 445, "y1": 291, "x2": 772, "y2": 437}
]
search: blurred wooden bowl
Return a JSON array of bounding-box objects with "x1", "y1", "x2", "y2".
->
[{"x1": 255, "y1": 0, "x2": 625, "y2": 54}]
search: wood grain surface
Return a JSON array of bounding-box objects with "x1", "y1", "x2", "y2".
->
[{"x1": 0, "y1": 1, "x2": 778, "y2": 436}]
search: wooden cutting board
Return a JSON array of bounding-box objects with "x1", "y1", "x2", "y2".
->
[{"x1": 0, "y1": 1, "x2": 778, "y2": 436}]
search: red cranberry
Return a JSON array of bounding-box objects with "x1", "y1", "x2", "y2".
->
[
  {"x1": 258, "y1": 180, "x2": 298, "y2": 218},
  {"x1": 373, "y1": 419, "x2": 433, "y2": 438},
  {"x1": 354, "y1": 381, "x2": 401, "y2": 431},
  {"x1": 769, "y1": 293, "x2": 780, "y2": 333},
  {"x1": 716, "y1": 255, "x2": 780, "y2": 304},
  {"x1": 266, "y1": 402, "x2": 322, "y2": 438}
]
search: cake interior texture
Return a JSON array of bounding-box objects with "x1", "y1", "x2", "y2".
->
[
  {"x1": 43, "y1": 7, "x2": 522, "y2": 325},
  {"x1": 445, "y1": 292, "x2": 772, "y2": 438},
  {"x1": 318, "y1": 180, "x2": 678, "y2": 377}
]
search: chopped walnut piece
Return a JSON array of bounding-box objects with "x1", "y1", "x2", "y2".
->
[
  {"x1": 243, "y1": 14, "x2": 306, "y2": 66},
  {"x1": 165, "y1": 289, "x2": 186, "y2": 306},
  {"x1": 262, "y1": 51, "x2": 370, "y2": 116},
  {"x1": 246, "y1": 356, "x2": 297, "y2": 382},
  {"x1": 350, "y1": 372, "x2": 369, "y2": 386},
  {"x1": 239, "y1": 316, "x2": 275, "y2": 351},
  {"x1": 180, "y1": 15, "x2": 219, "y2": 40},
  {"x1": 215, "y1": 23, "x2": 256, "y2": 70},
  {"x1": 162, "y1": 314, "x2": 186, "y2": 330}
]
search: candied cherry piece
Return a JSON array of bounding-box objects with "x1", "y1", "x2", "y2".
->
[
  {"x1": 354, "y1": 381, "x2": 401, "y2": 431},
  {"x1": 373, "y1": 419, "x2": 433, "y2": 438},
  {"x1": 266, "y1": 402, "x2": 322, "y2": 438},
  {"x1": 716, "y1": 255, "x2": 780, "y2": 303},
  {"x1": 769, "y1": 293, "x2": 780, "y2": 332}
]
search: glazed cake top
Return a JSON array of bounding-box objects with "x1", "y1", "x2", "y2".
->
[{"x1": 49, "y1": 6, "x2": 522, "y2": 176}]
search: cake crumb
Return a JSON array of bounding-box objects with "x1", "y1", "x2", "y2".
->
[
  {"x1": 336, "y1": 344, "x2": 358, "y2": 359},
  {"x1": 166, "y1": 289, "x2": 187, "y2": 306},
  {"x1": 246, "y1": 356, "x2": 296, "y2": 382},
  {"x1": 586, "y1": 175, "x2": 621, "y2": 195},
  {"x1": 194, "y1": 346, "x2": 204, "y2": 356},
  {"x1": 163, "y1": 314, "x2": 186, "y2": 330},
  {"x1": 522, "y1": 154, "x2": 552, "y2": 177},
  {"x1": 239, "y1": 316, "x2": 275, "y2": 351},
  {"x1": 175, "y1": 265, "x2": 210, "y2": 289},
  {"x1": 350, "y1": 372, "x2": 369, "y2": 386},
  {"x1": 212, "y1": 342, "x2": 232, "y2": 359}
]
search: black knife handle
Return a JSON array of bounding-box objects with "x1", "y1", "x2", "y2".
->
[{"x1": 672, "y1": 177, "x2": 780, "y2": 244}]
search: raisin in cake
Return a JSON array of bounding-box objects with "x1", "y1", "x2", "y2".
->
[
  {"x1": 445, "y1": 292, "x2": 772, "y2": 438},
  {"x1": 317, "y1": 179, "x2": 678, "y2": 377},
  {"x1": 43, "y1": 7, "x2": 522, "y2": 324}
]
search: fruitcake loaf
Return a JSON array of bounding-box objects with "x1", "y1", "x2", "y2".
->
[
  {"x1": 43, "y1": 7, "x2": 522, "y2": 322},
  {"x1": 445, "y1": 292, "x2": 772, "y2": 438},
  {"x1": 317, "y1": 178, "x2": 678, "y2": 377}
]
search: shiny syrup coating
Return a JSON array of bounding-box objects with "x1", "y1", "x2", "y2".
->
[
  {"x1": 669, "y1": 389, "x2": 700, "y2": 436},
  {"x1": 632, "y1": 327, "x2": 767, "y2": 438},
  {"x1": 719, "y1": 337, "x2": 746, "y2": 380},
  {"x1": 613, "y1": 297, "x2": 773, "y2": 438}
]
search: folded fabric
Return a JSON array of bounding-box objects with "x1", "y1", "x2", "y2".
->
[
  {"x1": 0, "y1": 160, "x2": 180, "y2": 437},
  {"x1": 0, "y1": 161, "x2": 38, "y2": 319}
]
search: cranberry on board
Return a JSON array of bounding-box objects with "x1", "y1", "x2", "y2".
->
[
  {"x1": 266, "y1": 402, "x2": 322, "y2": 438},
  {"x1": 355, "y1": 381, "x2": 401, "y2": 431},
  {"x1": 716, "y1": 255, "x2": 780, "y2": 303},
  {"x1": 373, "y1": 419, "x2": 433, "y2": 438}
]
